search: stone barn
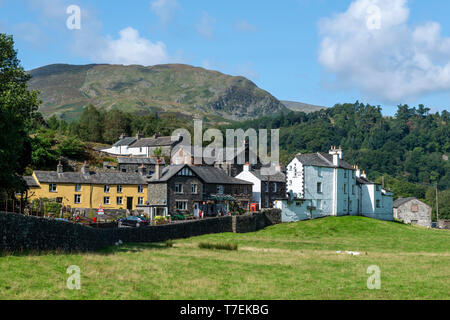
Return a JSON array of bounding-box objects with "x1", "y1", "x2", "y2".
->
[{"x1": 393, "y1": 197, "x2": 432, "y2": 227}]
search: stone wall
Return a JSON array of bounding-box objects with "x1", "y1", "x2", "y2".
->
[{"x1": 0, "y1": 210, "x2": 281, "y2": 253}]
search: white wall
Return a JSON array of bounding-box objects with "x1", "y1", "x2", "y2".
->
[
  {"x1": 286, "y1": 158, "x2": 304, "y2": 198},
  {"x1": 236, "y1": 170, "x2": 262, "y2": 207}
]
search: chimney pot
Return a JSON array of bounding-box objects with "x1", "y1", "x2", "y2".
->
[{"x1": 57, "y1": 160, "x2": 63, "y2": 174}]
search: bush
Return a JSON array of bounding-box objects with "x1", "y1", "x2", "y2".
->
[
  {"x1": 198, "y1": 242, "x2": 238, "y2": 251},
  {"x1": 165, "y1": 240, "x2": 174, "y2": 248}
]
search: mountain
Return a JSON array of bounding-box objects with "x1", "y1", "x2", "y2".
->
[
  {"x1": 28, "y1": 63, "x2": 289, "y2": 122},
  {"x1": 281, "y1": 100, "x2": 327, "y2": 113}
]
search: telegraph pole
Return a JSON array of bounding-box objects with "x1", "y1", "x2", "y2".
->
[{"x1": 436, "y1": 184, "x2": 439, "y2": 223}]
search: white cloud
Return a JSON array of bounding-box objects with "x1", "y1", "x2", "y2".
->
[
  {"x1": 150, "y1": 0, "x2": 180, "y2": 25},
  {"x1": 196, "y1": 11, "x2": 216, "y2": 40},
  {"x1": 318, "y1": 0, "x2": 450, "y2": 103},
  {"x1": 233, "y1": 20, "x2": 258, "y2": 33},
  {"x1": 94, "y1": 27, "x2": 169, "y2": 66}
]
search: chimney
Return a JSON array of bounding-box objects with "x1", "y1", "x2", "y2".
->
[
  {"x1": 81, "y1": 161, "x2": 90, "y2": 176},
  {"x1": 329, "y1": 146, "x2": 343, "y2": 160},
  {"x1": 361, "y1": 171, "x2": 367, "y2": 179},
  {"x1": 57, "y1": 160, "x2": 63, "y2": 174},
  {"x1": 243, "y1": 162, "x2": 250, "y2": 172},
  {"x1": 356, "y1": 166, "x2": 361, "y2": 178},
  {"x1": 153, "y1": 132, "x2": 160, "y2": 139},
  {"x1": 119, "y1": 133, "x2": 126, "y2": 140},
  {"x1": 136, "y1": 131, "x2": 143, "y2": 140},
  {"x1": 154, "y1": 159, "x2": 162, "y2": 180},
  {"x1": 275, "y1": 163, "x2": 282, "y2": 173},
  {"x1": 138, "y1": 164, "x2": 147, "y2": 176}
]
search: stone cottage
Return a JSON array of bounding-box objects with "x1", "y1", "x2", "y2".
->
[{"x1": 393, "y1": 197, "x2": 432, "y2": 227}]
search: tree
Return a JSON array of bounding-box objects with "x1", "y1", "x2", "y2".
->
[
  {"x1": 0, "y1": 34, "x2": 39, "y2": 196},
  {"x1": 77, "y1": 104, "x2": 104, "y2": 142}
]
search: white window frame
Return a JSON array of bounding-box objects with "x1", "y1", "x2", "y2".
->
[
  {"x1": 175, "y1": 184, "x2": 183, "y2": 194},
  {"x1": 49, "y1": 184, "x2": 57, "y2": 192},
  {"x1": 117, "y1": 197, "x2": 123, "y2": 205},
  {"x1": 138, "y1": 185, "x2": 144, "y2": 193},
  {"x1": 117, "y1": 185, "x2": 123, "y2": 193},
  {"x1": 74, "y1": 194, "x2": 81, "y2": 204},
  {"x1": 104, "y1": 197, "x2": 110, "y2": 205},
  {"x1": 317, "y1": 182, "x2": 322, "y2": 193},
  {"x1": 138, "y1": 197, "x2": 144, "y2": 205},
  {"x1": 104, "y1": 185, "x2": 110, "y2": 193},
  {"x1": 191, "y1": 184, "x2": 198, "y2": 194},
  {"x1": 75, "y1": 184, "x2": 82, "y2": 192},
  {"x1": 176, "y1": 201, "x2": 188, "y2": 210}
]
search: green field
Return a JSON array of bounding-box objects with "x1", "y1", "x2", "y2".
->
[{"x1": 0, "y1": 216, "x2": 449, "y2": 300}]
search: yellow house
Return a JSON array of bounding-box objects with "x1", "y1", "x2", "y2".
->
[{"x1": 24, "y1": 162, "x2": 148, "y2": 211}]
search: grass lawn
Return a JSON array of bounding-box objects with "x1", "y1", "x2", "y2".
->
[{"x1": 0, "y1": 216, "x2": 449, "y2": 300}]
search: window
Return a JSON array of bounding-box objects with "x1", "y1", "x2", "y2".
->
[
  {"x1": 349, "y1": 200, "x2": 352, "y2": 212},
  {"x1": 344, "y1": 184, "x2": 348, "y2": 194},
  {"x1": 75, "y1": 184, "x2": 82, "y2": 192},
  {"x1": 265, "y1": 183, "x2": 269, "y2": 192},
  {"x1": 376, "y1": 200, "x2": 381, "y2": 208},
  {"x1": 49, "y1": 184, "x2": 57, "y2": 192},
  {"x1": 344, "y1": 171, "x2": 348, "y2": 178},
  {"x1": 318, "y1": 167, "x2": 322, "y2": 177},
  {"x1": 104, "y1": 197, "x2": 110, "y2": 205},
  {"x1": 289, "y1": 180, "x2": 292, "y2": 186},
  {"x1": 138, "y1": 185, "x2": 144, "y2": 193},
  {"x1": 191, "y1": 184, "x2": 198, "y2": 194},
  {"x1": 352, "y1": 185, "x2": 356, "y2": 195},
  {"x1": 117, "y1": 185, "x2": 123, "y2": 193},
  {"x1": 376, "y1": 185, "x2": 381, "y2": 191},
  {"x1": 411, "y1": 205, "x2": 419, "y2": 212},
  {"x1": 317, "y1": 199, "x2": 322, "y2": 210},
  {"x1": 116, "y1": 197, "x2": 123, "y2": 205},
  {"x1": 56, "y1": 197, "x2": 63, "y2": 203},
  {"x1": 138, "y1": 197, "x2": 144, "y2": 205},
  {"x1": 273, "y1": 183, "x2": 277, "y2": 192},
  {"x1": 121, "y1": 169, "x2": 127, "y2": 173},
  {"x1": 74, "y1": 195, "x2": 81, "y2": 204},
  {"x1": 352, "y1": 171, "x2": 356, "y2": 178},
  {"x1": 317, "y1": 182, "x2": 322, "y2": 193},
  {"x1": 175, "y1": 184, "x2": 183, "y2": 194},
  {"x1": 104, "y1": 185, "x2": 110, "y2": 193},
  {"x1": 176, "y1": 201, "x2": 188, "y2": 210},
  {"x1": 177, "y1": 167, "x2": 194, "y2": 176},
  {"x1": 217, "y1": 185, "x2": 224, "y2": 195}
]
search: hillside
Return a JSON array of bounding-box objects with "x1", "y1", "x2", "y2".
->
[
  {"x1": 1, "y1": 216, "x2": 449, "y2": 300},
  {"x1": 28, "y1": 64, "x2": 289, "y2": 121},
  {"x1": 281, "y1": 100, "x2": 327, "y2": 113}
]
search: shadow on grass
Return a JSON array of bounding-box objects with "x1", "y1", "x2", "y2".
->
[{"x1": 0, "y1": 242, "x2": 175, "y2": 258}]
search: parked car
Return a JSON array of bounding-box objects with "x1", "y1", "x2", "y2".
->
[
  {"x1": 54, "y1": 218, "x2": 70, "y2": 223},
  {"x1": 117, "y1": 216, "x2": 149, "y2": 228}
]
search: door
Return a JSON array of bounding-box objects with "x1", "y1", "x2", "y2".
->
[
  {"x1": 194, "y1": 202, "x2": 200, "y2": 218},
  {"x1": 127, "y1": 197, "x2": 133, "y2": 211}
]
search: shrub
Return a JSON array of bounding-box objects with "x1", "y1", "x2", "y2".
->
[
  {"x1": 165, "y1": 240, "x2": 174, "y2": 248},
  {"x1": 198, "y1": 242, "x2": 238, "y2": 251}
]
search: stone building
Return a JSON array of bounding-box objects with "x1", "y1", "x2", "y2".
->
[
  {"x1": 236, "y1": 163, "x2": 286, "y2": 209},
  {"x1": 117, "y1": 157, "x2": 166, "y2": 174},
  {"x1": 393, "y1": 197, "x2": 432, "y2": 227},
  {"x1": 144, "y1": 163, "x2": 253, "y2": 219}
]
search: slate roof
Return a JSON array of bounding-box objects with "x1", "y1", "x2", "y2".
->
[
  {"x1": 33, "y1": 171, "x2": 147, "y2": 185},
  {"x1": 117, "y1": 157, "x2": 165, "y2": 165},
  {"x1": 112, "y1": 137, "x2": 137, "y2": 147},
  {"x1": 356, "y1": 176, "x2": 375, "y2": 185},
  {"x1": 251, "y1": 170, "x2": 286, "y2": 183},
  {"x1": 23, "y1": 176, "x2": 39, "y2": 188},
  {"x1": 130, "y1": 136, "x2": 179, "y2": 148},
  {"x1": 393, "y1": 197, "x2": 417, "y2": 208},
  {"x1": 149, "y1": 165, "x2": 253, "y2": 185},
  {"x1": 172, "y1": 145, "x2": 259, "y2": 164},
  {"x1": 294, "y1": 152, "x2": 355, "y2": 170}
]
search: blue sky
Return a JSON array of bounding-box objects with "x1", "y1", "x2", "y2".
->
[{"x1": 1, "y1": 0, "x2": 450, "y2": 115}]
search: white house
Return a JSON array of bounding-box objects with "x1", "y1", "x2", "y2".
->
[
  {"x1": 275, "y1": 147, "x2": 393, "y2": 222},
  {"x1": 102, "y1": 133, "x2": 182, "y2": 157},
  {"x1": 236, "y1": 163, "x2": 286, "y2": 209}
]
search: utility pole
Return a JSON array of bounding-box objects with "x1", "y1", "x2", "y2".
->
[{"x1": 436, "y1": 184, "x2": 439, "y2": 223}]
